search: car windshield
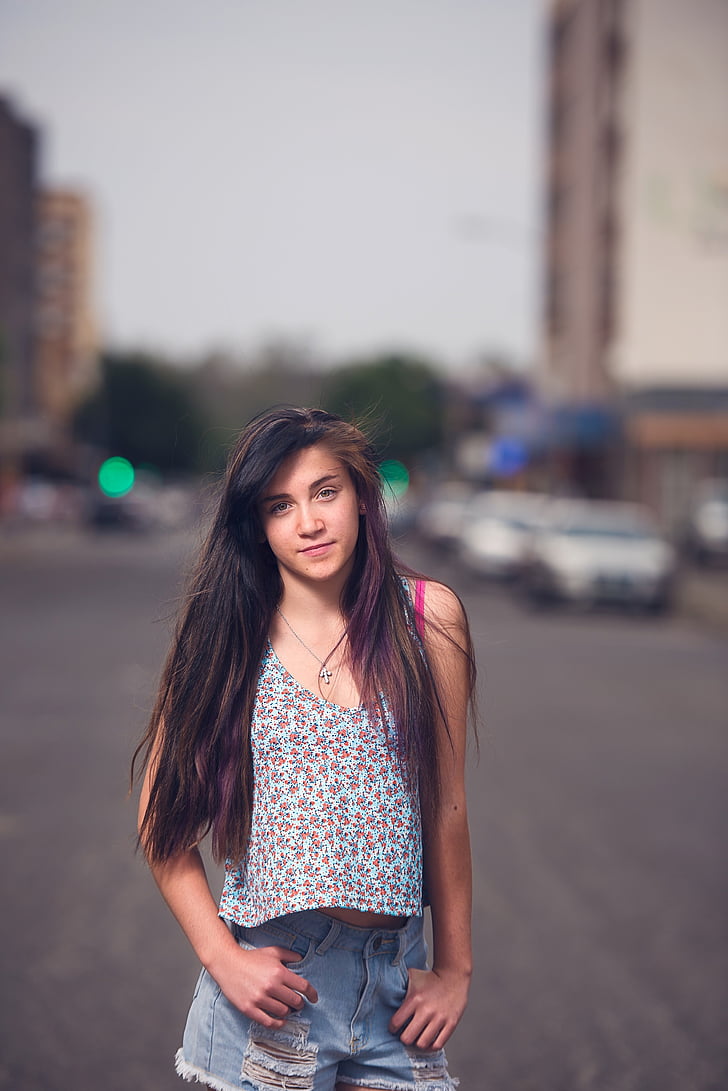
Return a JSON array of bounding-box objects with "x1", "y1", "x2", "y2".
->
[
  {"x1": 471, "y1": 493, "x2": 546, "y2": 528},
  {"x1": 560, "y1": 514, "x2": 659, "y2": 541},
  {"x1": 551, "y1": 505, "x2": 659, "y2": 541},
  {"x1": 700, "y1": 494, "x2": 728, "y2": 509},
  {"x1": 563, "y1": 524, "x2": 655, "y2": 540},
  {"x1": 501, "y1": 515, "x2": 538, "y2": 531}
]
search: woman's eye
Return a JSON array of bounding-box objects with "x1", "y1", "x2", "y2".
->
[
  {"x1": 318, "y1": 487, "x2": 337, "y2": 500},
  {"x1": 270, "y1": 502, "x2": 289, "y2": 514}
]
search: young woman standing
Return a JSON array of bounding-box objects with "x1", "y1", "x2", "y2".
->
[{"x1": 134, "y1": 406, "x2": 476, "y2": 1091}]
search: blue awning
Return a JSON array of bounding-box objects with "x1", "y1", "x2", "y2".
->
[{"x1": 493, "y1": 401, "x2": 620, "y2": 453}]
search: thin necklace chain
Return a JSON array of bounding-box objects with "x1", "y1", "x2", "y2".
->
[{"x1": 275, "y1": 606, "x2": 345, "y2": 685}]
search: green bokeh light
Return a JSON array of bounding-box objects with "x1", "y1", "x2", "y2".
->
[
  {"x1": 379, "y1": 459, "x2": 410, "y2": 499},
  {"x1": 98, "y1": 456, "x2": 135, "y2": 498}
]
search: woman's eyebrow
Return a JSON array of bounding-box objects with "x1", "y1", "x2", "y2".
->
[{"x1": 260, "y1": 472, "x2": 342, "y2": 505}]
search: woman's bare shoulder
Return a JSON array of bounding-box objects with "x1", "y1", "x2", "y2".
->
[{"x1": 416, "y1": 578, "x2": 467, "y2": 630}]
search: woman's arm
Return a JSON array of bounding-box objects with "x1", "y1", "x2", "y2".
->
[
  {"x1": 390, "y1": 581, "x2": 473, "y2": 1051},
  {"x1": 138, "y1": 747, "x2": 317, "y2": 1027}
]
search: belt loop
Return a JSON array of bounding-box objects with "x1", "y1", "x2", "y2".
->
[
  {"x1": 393, "y1": 922, "x2": 407, "y2": 965},
  {"x1": 315, "y1": 917, "x2": 340, "y2": 955}
]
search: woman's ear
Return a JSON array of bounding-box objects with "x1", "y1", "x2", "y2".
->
[{"x1": 359, "y1": 502, "x2": 366, "y2": 514}]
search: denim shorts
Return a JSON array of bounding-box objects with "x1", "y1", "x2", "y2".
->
[{"x1": 175, "y1": 909, "x2": 458, "y2": 1091}]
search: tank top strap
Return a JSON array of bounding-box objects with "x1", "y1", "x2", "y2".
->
[{"x1": 414, "y1": 578, "x2": 426, "y2": 639}]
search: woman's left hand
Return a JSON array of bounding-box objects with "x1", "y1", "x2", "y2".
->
[{"x1": 389, "y1": 965, "x2": 471, "y2": 1051}]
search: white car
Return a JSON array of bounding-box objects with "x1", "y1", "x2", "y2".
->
[
  {"x1": 522, "y1": 499, "x2": 676, "y2": 612},
  {"x1": 417, "y1": 482, "x2": 474, "y2": 549},
  {"x1": 684, "y1": 479, "x2": 728, "y2": 565},
  {"x1": 458, "y1": 491, "x2": 550, "y2": 579}
]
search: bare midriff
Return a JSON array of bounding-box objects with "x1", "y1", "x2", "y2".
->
[{"x1": 319, "y1": 906, "x2": 408, "y2": 929}]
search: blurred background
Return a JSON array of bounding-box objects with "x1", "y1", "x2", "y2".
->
[{"x1": 1, "y1": 1, "x2": 726, "y2": 1089}]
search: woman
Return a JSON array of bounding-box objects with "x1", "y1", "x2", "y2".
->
[{"x1": 134, "y1": 406, "x2": 476, "y2": 1091}]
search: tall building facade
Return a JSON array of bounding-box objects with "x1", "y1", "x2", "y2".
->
[
  {"x1": 0, "y1": 96, "x2": 39, "y2": 426},
  {"x1": 0, "y1": 96, "x2": 99, "y2": 490},
  {"x1": 35, "y1": 189, "x2": 98, "y2": 426},
  {"x1": 543, "y1": 0, "x2": 623, "y2": 401},
  {"x1": 542, "y1": 0, "x2": 728, "y2": 523}
]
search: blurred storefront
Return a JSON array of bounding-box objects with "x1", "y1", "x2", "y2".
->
[
  {"x1": 621, "y1": 388, "x2": 728, "y2": 534},
  {"x1": 450, "y1": 374, "x2": 622, "y2": 498}
]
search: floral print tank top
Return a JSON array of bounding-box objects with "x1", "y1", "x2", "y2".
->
[{"x1": 218, "y1": 640, "x2": 423, "y2": 926}]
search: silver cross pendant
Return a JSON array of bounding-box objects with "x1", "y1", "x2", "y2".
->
[{"x1": 319, "y1": 666, "x2": 332, "y2": 684}]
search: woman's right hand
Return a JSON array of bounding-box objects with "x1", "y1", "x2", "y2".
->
[
  {"x1": 139, "y1": 839, "x2": 318, "y2": 1031},
  {"x1": 207, "y1": 943, "x2": 318, "y2": 1028}
]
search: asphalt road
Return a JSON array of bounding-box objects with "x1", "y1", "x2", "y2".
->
[{"x1": 1, "y1": 528, "x2": 726, "y2": 1091}]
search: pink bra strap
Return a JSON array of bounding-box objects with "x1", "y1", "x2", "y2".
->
[{"x1": 414, "y1": 579, "x2": 426, "y2": 638}]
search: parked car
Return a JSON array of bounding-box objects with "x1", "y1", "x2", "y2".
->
[
  {"x1": 683, "y1": 478, "x2": 728, "y2": 566},
  {"x1": 416, "y1": 482, "x2": 474, "y2": 549},
  {"x1": 457, "y1": 490, "x2": 550, "y2": 579},
  {"x1": 521, "y1": 499, "x2": 676, "y2": 612},
  {"x1": 384, "y1": 490, "x2": 418, "y2": 536},
  {"x1": 85, "y1": 480, "x2": 197, "y2": 533},
  {"x1": 86, "y1": 488, "x2": 157, "y2": 531}
]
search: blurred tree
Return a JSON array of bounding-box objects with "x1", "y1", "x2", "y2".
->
[
  {"x1": 322, "y1": 353, "x2": 444, "y2": 460},
  {"x1": 189, "y1": 344, "x2": 326, "y2": 471},
  {"x1": 73, "y1": 351, "x2": 207, "y2": 473}
]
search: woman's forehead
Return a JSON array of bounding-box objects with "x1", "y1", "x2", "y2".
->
[{"x1": 264, "y1": 442, "x2": 349, "y2": 492}]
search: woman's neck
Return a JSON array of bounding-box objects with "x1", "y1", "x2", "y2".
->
[{"x1": 277, "y1": 574, "x2": 348, "y2": 622}]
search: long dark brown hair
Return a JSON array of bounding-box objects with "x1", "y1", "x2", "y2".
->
[{"x1": 133, "y1": 406, "x2": 476, "y2": 865}]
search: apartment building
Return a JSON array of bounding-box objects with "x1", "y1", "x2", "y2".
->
[
  {"x1": 35, "y1": 189, "x2": 98, "y2": 426},
  {"x1": 0, "y1": 96, "x2": 99, "y2": 489},
  {"x1": 0, "y1": 96, "x2": 39, "y2": 428},
  {"x1": 542, "y1": 0, "x2": 728, "y2": 524}
]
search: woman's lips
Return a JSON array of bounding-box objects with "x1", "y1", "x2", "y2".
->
[{"x1": 299, "y1": 542, "x2": 333, "y2": 557}]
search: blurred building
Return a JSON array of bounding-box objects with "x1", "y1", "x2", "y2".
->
[
  {"x1": 35, "y1": 189, "x2": 99, "y2": 428},
  {"x1": 0, "y1": 95, "x2": 41, "y2": 475},
  {"x1": 541, "y1": 0, "x2": 728, "y2": 528},
  {"x1": 0, "y1": 96, "x2": 99, "y2": 495}
]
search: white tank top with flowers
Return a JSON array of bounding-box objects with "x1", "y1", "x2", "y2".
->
[{"x1": 218, "y1": 639, "x2": 423, "y2": 927}]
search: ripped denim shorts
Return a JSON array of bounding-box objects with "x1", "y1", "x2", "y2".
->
[{"x1": 175, "y1": 909, "x2": 458, "y2": 1091}]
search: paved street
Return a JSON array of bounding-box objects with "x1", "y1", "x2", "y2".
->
[{"x1": 1, "y1": 528, "x2": 726, "y2": 1090}]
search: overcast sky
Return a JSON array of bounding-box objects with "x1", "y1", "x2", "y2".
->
[{"x1": 1, "y1": 0, "x2": 545, "y2": 370}]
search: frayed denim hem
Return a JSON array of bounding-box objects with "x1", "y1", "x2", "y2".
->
[
  {"x1": 337, "y1": 1069, "x2": 460, "y2": 1091},
  {"x1": 336, "y1": 1082, "x2": 420, "y2": 1091},
  {"x1": 175, "y1": 1048, "x2": 242, "y2": 1091},
  {"x1": 176, "y1": 1045, "x2": 459, "y2": 1091}
]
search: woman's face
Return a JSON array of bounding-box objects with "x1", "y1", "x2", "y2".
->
[{"x1": 258, "y1": 442, "x2": 362, "y2": 589}]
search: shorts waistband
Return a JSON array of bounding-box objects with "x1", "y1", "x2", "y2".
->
[{"x1": 233, "y1": 909, "x2": 423, "y2": 960}]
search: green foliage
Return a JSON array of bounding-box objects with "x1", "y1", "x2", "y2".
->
[
  {"x1": 322, "y1": 353, "x2": 444, "y2": 460},
  {"x1": 72, "y1": 346, "x2": 446, "y2": 476},
  {"x1": 73, "y1": 352, "x2": 208, "y2": 473},
  {"x1": 188, "y1": 348, "x2": 326, "y2": 472}
]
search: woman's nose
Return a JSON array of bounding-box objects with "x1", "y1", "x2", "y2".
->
[{"x1": 297, "y1": 504, "x2": 323, "y2": 534}]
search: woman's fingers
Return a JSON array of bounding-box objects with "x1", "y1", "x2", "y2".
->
[
  {"x1": 258, "y1": 996, "x2": 294, "y2": 1022},
  {"x1": 390, "y1": 967, "x2": 465, "y2": 1050},
  {"x1": 429, "y1": 1023, "x2": 453, "y2": 1052},
  {"x1": 269, "y1": 946, "x2": 319, "y2": 1004},
  {"x1": 217, "y1": 943, "x2": 318, "y2": 1024}
]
